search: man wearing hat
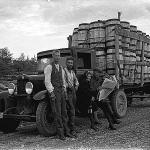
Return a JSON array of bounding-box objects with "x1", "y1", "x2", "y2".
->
[{"x1": 89, "y1": 69, "x2": 121, "y2": 130}]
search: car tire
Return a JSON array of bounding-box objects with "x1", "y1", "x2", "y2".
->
[{"x1": 36, "y1": 100, "x2": 56, "y2": 137}]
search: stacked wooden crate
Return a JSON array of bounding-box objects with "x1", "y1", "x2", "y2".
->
[
  {"x1": 105, "y1": 19, "x2": 123, "y2": 75},
  {"x1": 69, "y1": 18, "x2": 150, "y2": 83}
]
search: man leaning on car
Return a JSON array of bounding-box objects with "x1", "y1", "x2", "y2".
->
[{"x1": 44, "y1": 50, "x2": 75, "y2": 140}]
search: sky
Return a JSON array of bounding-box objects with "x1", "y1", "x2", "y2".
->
[{"x1": 0, "y1": 0, "x2": 150, "y2": 58}]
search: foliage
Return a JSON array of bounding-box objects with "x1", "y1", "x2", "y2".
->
[{"x1": 0, "y1": 48, "x2": 38, "y2": 77}]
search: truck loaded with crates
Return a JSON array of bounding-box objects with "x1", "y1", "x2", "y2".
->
[{"x1": 0, "y1": 18, "x2": 150, "y2": 136}]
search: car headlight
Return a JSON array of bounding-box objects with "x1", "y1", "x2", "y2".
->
[
  {"x1": 25, "y1": 82, "x2": 33, "y2": 94},
  {"x1": 8, "y1": 83, "x2": 15, "y2": 95}
]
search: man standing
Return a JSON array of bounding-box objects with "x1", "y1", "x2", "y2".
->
[
  {"x1": 90, "y1": 69, "x2": 121, "y2": 130},
  {"x1": 44, "y1": 50, "x2": 74, "y2": 140},
  {"x1": 64, "y1": 57, "x2": 79, "y2": 136}
]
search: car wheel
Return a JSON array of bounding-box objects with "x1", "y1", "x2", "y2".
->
[{"x1": 36, "y1": 100, "x2": 56, "y2": 137}]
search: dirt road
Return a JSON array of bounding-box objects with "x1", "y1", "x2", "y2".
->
[{"x1": 0, "y1": 98, "x2": 150, "y2": 150}]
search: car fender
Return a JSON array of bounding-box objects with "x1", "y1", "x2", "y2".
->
[
  {"x1": 0, "y1": 91, "x2": 9, "y2": 111},
  {"x1": 33, "y1": 90, "x2": 48, "y2": 101},
  {"x1": 0, "y1": 91, "x2": 9, "y2": 100}
]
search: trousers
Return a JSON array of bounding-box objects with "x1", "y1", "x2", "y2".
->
[
  {"x1": 66, "y1": 88, "x2": 76, "y2": 131},
  {"x1": 97, "y1": 100, "x2": 117, "y2": 126},
  {"x1": 89, "y1": 99, "x2": 117, "y2": 128},
  {"x1": 49, "y1": 88, "x2": 70, "y2": 136}
]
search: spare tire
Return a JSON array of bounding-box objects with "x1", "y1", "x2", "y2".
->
[
  {"x1": 36, "y1": 101, "x2": 56, "y2": 137},
  {"x1": 111, "y1": 89, "x2": 127, "y2": 118}
]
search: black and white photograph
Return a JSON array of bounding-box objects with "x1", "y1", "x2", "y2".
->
[{"x1": 0, "y1": 0, "x2": 150, "y2": 149}]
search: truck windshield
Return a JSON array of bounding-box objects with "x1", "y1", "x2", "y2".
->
[
  {"x1": 37, "y1": 58, "x2": 52, "y2": 73},
  {"x1": 37, "y1": 54, "x2": 71, "y2": 73}
]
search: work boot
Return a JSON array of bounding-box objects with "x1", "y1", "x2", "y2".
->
[
  {"x1": 65, "y1": 132, "x2": 76, "y2": 138},
  {"x1": 108, "y1": 124, "x2": 116, "y2": 130},
  {"x1": 113, "y1": 119, "x2": 121, "y2": 124},
  {"x1": 91, "y1": 125, "x2": 99, "y2": 131},
  {"x1": 70, "y1": 130, "x2": 77, "y2": 138},
  {"x1": 94, "y1": 121, "x2": 102, "y2": 125},
  {"x1": 59, "y1": 135, "x2": 66, "y2": 141},
  {"x1": 58, "y1": 133, "x2": 66, "y2": 141}
]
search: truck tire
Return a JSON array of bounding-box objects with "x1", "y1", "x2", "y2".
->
[
  {"x1": 111, "y1": 89, "x2": 127, "y2": 118},
  {"x1": 36, "y1": 101, "x2": 56, "y2": 137},
  {"x1": 0, "y1": 118, "x2": 20, "y2": 133}
]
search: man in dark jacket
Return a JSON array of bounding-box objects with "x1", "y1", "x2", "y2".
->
[{"x1": 90, "y1": 69, "x2": 121, "y2": 130}]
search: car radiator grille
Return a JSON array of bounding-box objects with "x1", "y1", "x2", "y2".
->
[{"x1": 17, "y1": 79, "x2": 28, "y2": 95}]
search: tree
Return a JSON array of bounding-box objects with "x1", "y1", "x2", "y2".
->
[
  {"x1": 0, "y1": 47, "x2": 13, "y2": 76},
  {"x1": 0, "y1": 48, "x2": 38, "y2": 76},
  {"x1": 13, "y1": 53, "x2": 38, "y2": 74},
  {"x1": 17, "y1": 53, "x2": 25, "y2": 61}
]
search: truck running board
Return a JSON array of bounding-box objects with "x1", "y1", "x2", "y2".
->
[{"x1": 127, "y1": 94, "x2": 150, "y2": 98}]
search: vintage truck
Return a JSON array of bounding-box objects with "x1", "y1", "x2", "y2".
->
[
  {"x1": 0, "y1": 47, "x2": 127, "y2": 136},
  {"x1": 0, "y1": 25, "x2": 150, "y2": 136}
]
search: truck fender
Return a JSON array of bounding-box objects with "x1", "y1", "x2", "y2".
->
[{"x1": 33, "y1": 90, "x2": 48, "y2": 101}]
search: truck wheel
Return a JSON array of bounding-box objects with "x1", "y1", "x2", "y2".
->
[
  {"x1": 111, "y1": 89, "x2": 127, "y2": 118},
  {"x1": 0, "y1": 118, "x2": 20, "y2": 133},
  {"x1": 36, "y1": 101, "x2": 56, "y2": 137}
]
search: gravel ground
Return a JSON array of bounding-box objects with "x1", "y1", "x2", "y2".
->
[{"x1": 0, "y1": 98, "x2": 150, "y2": 150}]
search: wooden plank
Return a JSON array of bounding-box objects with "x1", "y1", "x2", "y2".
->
[
  {"x1": 127, "y1": 94, "x2": 150, "y2": 98},
  {"x1": 115, "y1": 26, "x2": 150, "y2": 43},
  {"x1": 115, "y1": 33, "x2": 120, "y2": 80},
  {"x1": 111, "y1": 60, "x2": 150, "y2": 66},
  {"x1": 141, "y1": 41, "x2": 144, "y2": 86},
  {"x1": 115, "y1": 33, "x2": 124, "y2": 84}
]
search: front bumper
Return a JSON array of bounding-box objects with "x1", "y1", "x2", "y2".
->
[{"x1": 0, "y1": 112, "x2": 36, "y2": 122}]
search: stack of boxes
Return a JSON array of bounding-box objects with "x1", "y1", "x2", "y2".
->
[{"x1": 69, "y1": 18, "x2": 150, "y2": 83}]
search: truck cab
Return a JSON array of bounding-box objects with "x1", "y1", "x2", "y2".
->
[{"x1": 37, "y1": 47, "x2": 96, "y2": 76}]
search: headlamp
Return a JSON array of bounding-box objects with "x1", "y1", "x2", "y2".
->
[
  {"x1": 25, "y1": 82, "x2": 33, "y2": 94},
  {"x1": 8, "y1": 83, "x2": 15, "y2": 95}
]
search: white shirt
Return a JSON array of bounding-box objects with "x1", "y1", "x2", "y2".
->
[
  {"x1": 44, "y1": 64, "x2": 66, "y2": 93},
  {"x1": 64, "y1": 68, "x2": 79, "y2": 89},
  {"x1": 55, "y1": 64, "x2": 59, "y2": 71}
]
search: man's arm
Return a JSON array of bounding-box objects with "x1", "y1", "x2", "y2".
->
[
  {"x1": 61, "y1": 67, "x2": 67, "y2": 92},
  {"x1": 44, "y1": 65, "x2": 54, "y2": 93}
]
